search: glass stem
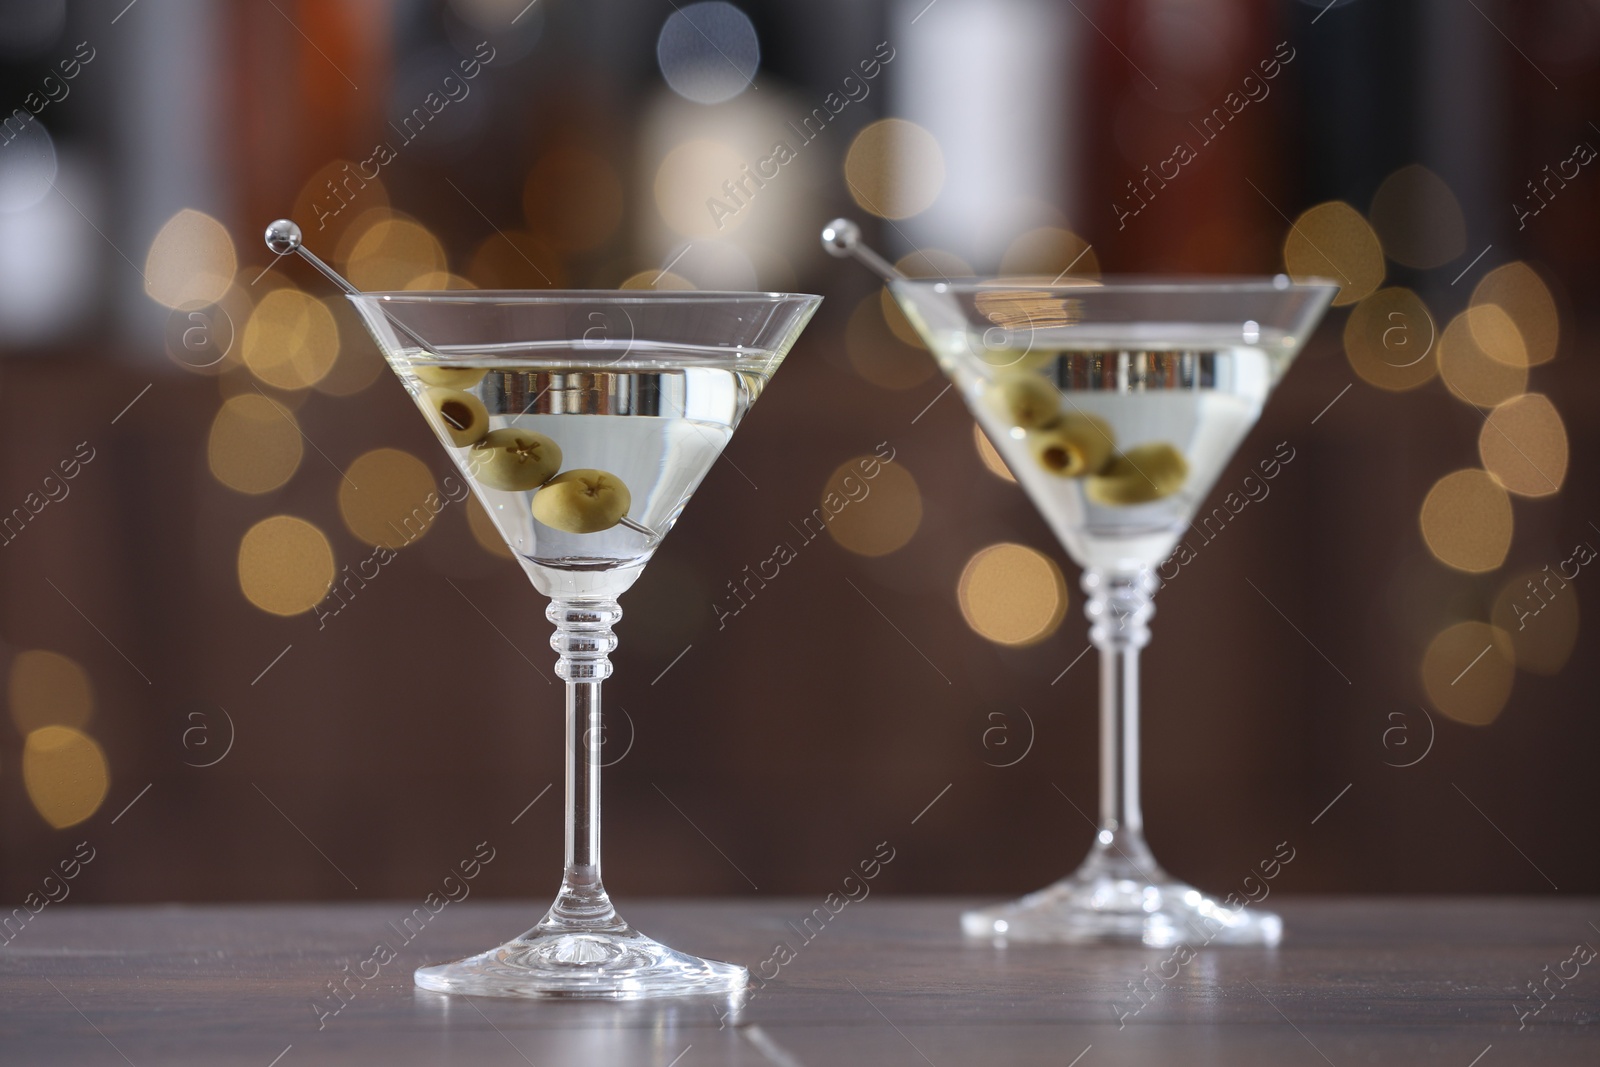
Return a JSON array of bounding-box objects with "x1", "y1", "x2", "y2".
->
[
  {"x1": 1082, "y1": 568, "x2": 1161, "y2": 877},
  {"x1": 546, "y1": 597, "x2": 624, "y2": 930}
]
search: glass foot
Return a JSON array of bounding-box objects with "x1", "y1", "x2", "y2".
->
[
  {"x1": 416, "y1": 916, "x2": 748, "y2": 999},
  {"x1": 963, "y1": 842, "x2": 1282, "y2": 947}
]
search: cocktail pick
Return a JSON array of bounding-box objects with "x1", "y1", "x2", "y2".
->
[
  {"x1": 820, "y1": 218, "x2": 904, "y2": 282},
  {"x1": 264, "y1": 218, "x2": 661, "y2": 545}
]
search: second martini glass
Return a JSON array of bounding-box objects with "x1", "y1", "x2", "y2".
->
[
  {"x1": 826, "y1": 222, "x2": 1335, "y2": 946},
  {"x1": 267, "y1": 221, "x2": 822, "y2": 995}
]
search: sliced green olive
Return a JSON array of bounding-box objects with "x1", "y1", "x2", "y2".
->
[
  {"x1": 469, "y1": 428, "x2": 562, "y2": 491},
  {"x1": 531, "y1": 469, "x2": 633, "y2": 533},
  {"x1": 423, "y1": 387, "x2": 490, "y2": 447},
  {"x1": 1086, "y1": 442, "x2": 1189, "y2": 505},
  {"x1": 1029, "y1": 413, "x2": 1114, "y2": 477},
  {"x1": 414, "y1": 364, "x2": 489, "y2": 389},
  {"x1": 989, "y1": 373, "x2": 1060, "y2": 430}
]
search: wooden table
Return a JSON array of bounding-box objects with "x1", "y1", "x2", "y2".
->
[{"x1": 2, "y1": 898, "x2": 1596, "y2": 1064}]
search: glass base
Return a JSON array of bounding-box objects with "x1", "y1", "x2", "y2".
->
[
  {"x1": 416, "y1": 916, "x2": 748, "y2": 999},
  {"x1": 962, "y1": 840, "x2": 1282, "y2": 947}
]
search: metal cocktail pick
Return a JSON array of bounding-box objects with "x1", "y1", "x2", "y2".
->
[
  {"x1": 262, "y1": 219, "x2": 660, "y2": 544},
  {"x1": 820, "y1": 218, "x2": 904, "y2": 282}
]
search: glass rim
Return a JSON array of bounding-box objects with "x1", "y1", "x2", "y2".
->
[
  {"x1": 888, "y1": 275, "x2": 1341, "y2": 295},
  {"x1": 347, "y1": 289, "x2": 823, "y2": 305}
]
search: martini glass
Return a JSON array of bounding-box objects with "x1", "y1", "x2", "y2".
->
[
  {"x1": 267, "y1": 222, "x2": 820, "y2": 996},
  {"x1": 824, "y1": 221, "x2": 1335, "y2": 946}
]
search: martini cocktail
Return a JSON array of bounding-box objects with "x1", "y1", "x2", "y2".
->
[
  {"x1": 347, "y1": 289, "x2": 820, "y2": 996},
  {"x1": 826, "y1": 223, "x2": 1335, "y2": 945}
]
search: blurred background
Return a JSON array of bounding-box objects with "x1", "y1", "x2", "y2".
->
[{"x1": 0, "y1": 0, "x2": 1595, "y2": 907}]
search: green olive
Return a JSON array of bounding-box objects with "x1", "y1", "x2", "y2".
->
[
  {"x1": 1086, "y1": 442, "x2": 1189, "y2": 505},
  {"x1": 414, "y1": 364, "x2": 489, "y2": 389},
  {"x1": 531, "y1": 469, "x2": 633, "y2": 533},
  {"x1": 1029, "y1": 413, "x2": 1114, "y2": 477},
  {"x1": 469, "y1": 428, "x2": 562, "y2": 491},
  {"x1": 423, "y1": 387, "x2": 490, "y2": 447},
  {"x1": 989, "y1": 373, "x2": 1060, "y2": 430}
]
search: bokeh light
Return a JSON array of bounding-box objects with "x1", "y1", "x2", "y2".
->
[
  {"x1": 1491, "y1": 569, "x2": 1579, "y2": 676},
  {"x1": 237, "y1": 515, "x2": 336, "y2": 616},
  {"x1": 1421, "y1": 621, "x2": 1515, "y2": 726},
  {"x1": 338, "y1": 448, "x2": 441, "y2": 550},
  {"x1": 1419, "y1": 469, "x2": 1513, "y2": 573},
  {"x1": 1438, "y1": 309, "x2": 1528, "y2": 407},
  {"x1": 1342, "y1": 287, "x2": 1438, "y2": 391},
  {"x1": 23, "y1": 725, "x2": 109, "y2": 828},
  {"x1": 207, "y1": 394, "x2": 304, "y2": 494},
  {"x1": 144, "y1": 208, "x2": 237, "y2": 310},
  {"x1": 345, "y1": 215, "x2": 448, "y2": 290},
  {"x1": 1367, "y1": 164, "x2": 1466, "y2": 269},
  {"x1": 524, "y1": 147, "x2": 624, "y2": 251},
  {"x1": 1283, "y1": 201, "x2": 1384, "y2": 306},
  {"x1": 656, "y1": 1, "x2": 759, "y2": 104},
  {"x1": 313, "y1": 297, "x2": 387, "y2": 397},
  {"x1": 999, "y1": 227, "x2": 1100, "y2": 279},
  {"x1": 466, "y1": 494, "x2": 513, "y2": 559},
  {"x1": 241, "y1": 288, "x2": 341, "y2": 391},
  {"x1": 822, "y1": 457, "x2": 922, "y2": 557},
  {"x1": 469, "y1": 229, "x2": 564, "y2": 288},
  {"x1": 880, "y1": 249, "x2": 972, "y2": 347},
  {"x1": 8, "y1": 650, "x2": 93, "y2": 734},
  {"x1": 957, "y1": 543, "x2": 1068, "y2": 647},
  {"x1": 973, "y1": 424, "x2": 1016, "y2": 483},
  {"x1": 1478, "y1": 393, "x2": 1567, "y2": 497},
  {"x1": 844, "y1": 119, "x2": 945, "y2": 220},
  {"x1": 619, "y1": 269, "x2": 696, "y2": 290},
  {"x1": 290, "y1": 159, "x2": 389, "y2": 246},
  {"x1": 1471, "y1": 261, "x2": 1559, "y2": 366},
  {"x1": 655, "y1": 139, "x2": 748, "y2": 238},
  {"x1": 0, "y1": 117, "x2": 57, "y2": 213},
  {"x1": 845, "y1": 293, "x2": 936, "y2": 390}
]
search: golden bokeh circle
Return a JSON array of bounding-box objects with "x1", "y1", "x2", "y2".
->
[
  {"x1": 973, "y1": 423, "x2": 1016, "y2": 483},
  {"x1": 1491, "y1": 569, "x2": 1579, "y2": 676},
  {"x1": 524, "y1": 147, "x2": 624, "y2": 251},
  {"x1": 313, "y1": 298, "x2": 387, "y2": 397},
  {"x1": 1342, "y1": 287, "x2": 1438, "y2": 391},
  {"x1": 241, "y1": 288, "x2": 341, "y2": 391},
  {"x1": 879, "y1": 248, "x2": 972, "y2": 347},
  {"x1": 999, "y1": 227, "x2": 1100, "y2": 279},
  {"x1": 465, "y1": 494, "x2": 514, "y2": 559},
  {"x1": 238, "y1": 515, "x2": 336, "y2": 616},
  {"x1": 1419, "y1": 469, "x2": 1513, "y2": 573},
  {"x1": 345, "y1": 216, "x2": 448, "y2": 291},
  {"x1": 1438, "y1": 310, "x2": 1528, "y2": 408},
  {"x1": 23, "y1": 725, "x2": 110, "y2": 829},
  {"x1": 654, "y1": 139, "x2": 748, "y2": 239},
  {"x1": 846, "y1": 293, "x2": 936, "y2": 391},
  {"x1": 144, "y1": 209, "x2": 237, "y2": 310},
  {"x1": 468, "y1": 229, "x2": 566, "y2": 289},
  {"x1": 291, "y1": 158, "x2": 389, "y2": 245},
  {"x1": 844, "y1": 119, "x2": 945, "y2": 220},
  {"x1": 1283, "y1": 201, "x2": 1384, "y2": 306},
  {"x1": 1421, "y1": 621, "x2": 1515, "y2": 726},
  {"x1": 1471, "y1": 262, "x2": 1558, "y2": 366},
  {"x1": 207, "y1": 394, "x2": 305, "y2": 494},
  {"x1": 8, "y1": 650, "x2": 93, "y2": 735},
  {"x1": 1478, "y1": 393, "x2": 1567, "y2": 497},
  {"x1": 822, "y1": 457, "x2": 922, "y2": 557},
  {"x1": 957, "y1": 543, "x2": 1068, "y2": 647},
  {"x1": 338, "y1": 448, "x2": 442, "y2": 550},
  {"x1": 1367, "y1": 164, "x2": 1466, "y2": 269}
]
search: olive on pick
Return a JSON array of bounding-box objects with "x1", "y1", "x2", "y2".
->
[
  {"x1": 1086, "y1": 442, "x2": 1189, "y2": 506},
  {"x1": 469, "y1": 428, "x2": 562, "y2": 492},
  {"x1": 989, "y1": 373, "x2": 1060, "y2": 430},
  {"x1": 1029, "y1": 412, "x2": 1114, "y2": 477},
  {"x1": 531, "y1": 469, "x2": 633, "y2": 534},
  {"x1": 414, "y1": 364, "x2": 489, "y2": 389},
  {"x1": 423, "y1": 387, "x2": 490, "y2": 447}
]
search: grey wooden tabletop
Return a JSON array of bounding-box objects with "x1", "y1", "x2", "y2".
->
[{"x1": 2, "y1": 897, "x2": 1596, "y2": 1065}]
